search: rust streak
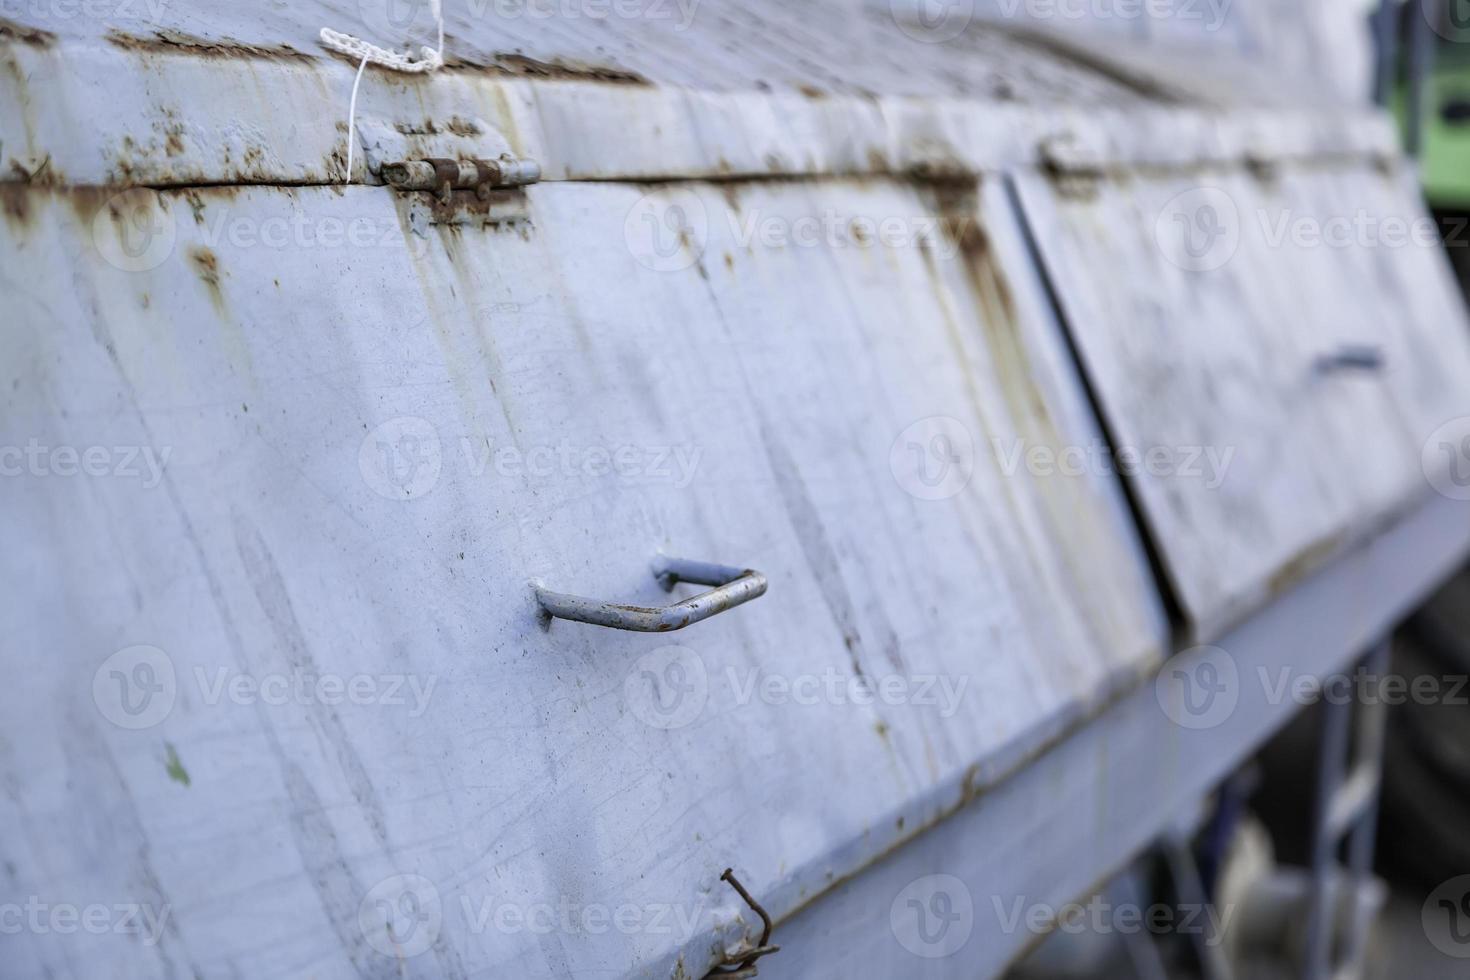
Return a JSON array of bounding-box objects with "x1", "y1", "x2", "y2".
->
[
  {"x1": 0, "y1": 16, "x2": 55, "y2": 47},
  {"x1": 106, "y1": 28, "x2": 313, "y2": 62}
]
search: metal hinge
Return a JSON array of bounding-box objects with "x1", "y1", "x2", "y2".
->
[
  {"x1": 1038, "y1": 132, "x2": 1105, "y2": 198},
  {"x1": 381, "y1": 155, "x2": 541, "y2": 204}
]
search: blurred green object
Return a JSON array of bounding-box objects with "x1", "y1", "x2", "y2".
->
[{"x1": 1396, "y1": 43, "x2": 1470, "y2": 208}]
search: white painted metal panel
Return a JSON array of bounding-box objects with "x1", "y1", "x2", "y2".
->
[
  {"x1": 1015, "y1": 163, "x2": 1470, "y2": 641},
  {"x1": 0, "y1": 176, "x2": 1165, "y2": 978},
  {"x1": 0, "y1": 0, "x2": 1394, "y2": 188}
]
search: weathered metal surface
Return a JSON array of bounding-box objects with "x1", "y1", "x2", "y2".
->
[
  {"x1": 0, "y1": 175, "x2": 1165, "y2": 978},
  {"x1": 0, "y1": 0, "x2": 1394, "y2": 188},
  {"x1": 535, "y1": 557, "x2": 769, "y2": 632},
  {"x1": 760, "y1": 488, "x2": 1470, "y2": 979},
  {"x1": 1014, "y1": 161, "x2": 1470, "y2": 641}
]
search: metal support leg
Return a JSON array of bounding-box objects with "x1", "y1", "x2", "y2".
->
[{"x1": 1302, "y1": 640, "x2": 1391, "y2": 980}]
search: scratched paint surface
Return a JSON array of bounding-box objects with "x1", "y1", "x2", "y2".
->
[
  {"x1": 0, "y1": 178, "x2": 1165, "y2": 977},
  {"x1": 1016, "y1": 164, "x2": 1470, "y2": 642}
]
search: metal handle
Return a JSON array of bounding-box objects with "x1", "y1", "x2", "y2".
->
[
  {"x1": 534, "y1": 556, "x2": 768, "y2": 632},
  {"x1": 1315, "y1": 344, "x2": 1385, "y2": 375}
]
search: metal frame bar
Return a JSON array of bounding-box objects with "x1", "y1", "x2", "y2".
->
[{"x1": 1303, "y1": 640, "x2": 1392, "y2": 980}]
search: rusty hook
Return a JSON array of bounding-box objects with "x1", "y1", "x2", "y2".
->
[{"x1": 704, "y1": 868, "x2": 779, "y2": 978}]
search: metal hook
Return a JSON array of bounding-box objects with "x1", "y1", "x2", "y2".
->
[{"x1": 703, "y1": 869, "x2": 779, "y2": 978}]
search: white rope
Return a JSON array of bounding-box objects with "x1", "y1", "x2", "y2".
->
[{"x1": 320, "y1": 0, "x2": 445, "y2": 183}]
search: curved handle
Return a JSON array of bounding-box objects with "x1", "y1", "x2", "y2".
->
[
  {"x1": 1315, "y1": 344, "x2": 1385, "y2": 375},
  {"x1": 534, "y1": 556, "x2": 768, "y2": 632}
]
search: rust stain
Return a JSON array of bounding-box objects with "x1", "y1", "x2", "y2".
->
[
  {"x1": 932, "y1": 181, "x2": 1126, "y2": 655},
  {"x1": 455, "y1": 52, "x2": 648, "y2": 85},
  {"x1": 0, "y1": 183, "x2": 32, "y2": 231},
  {"x1": 0, "y1": 16, "x2": 55, "y2": 47},
  {"x1": 1266, "y1": 530, "x2": 1346, "y2": 599},
  {"x1": 106, "y1": 28, "x2": 313, "y2": 62},
  {"x1": 421, "y1": 188, "x2": 533, "y2": 231},
  {"x1": 189, "y1": 246, "x2": 223, "y2": 296}
]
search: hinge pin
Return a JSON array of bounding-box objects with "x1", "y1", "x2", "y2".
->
[{"x1": 381, "y1": 155, "x2": 541, "y2": 203}]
